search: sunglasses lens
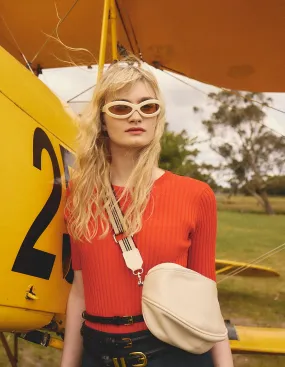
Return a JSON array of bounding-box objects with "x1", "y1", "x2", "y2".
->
[
  {"x1": 108, "y1": 104, "x2": 132, "y2": 115},
  {"x1": 140, "y1": 103, "x2": 160, "y2": 114}
]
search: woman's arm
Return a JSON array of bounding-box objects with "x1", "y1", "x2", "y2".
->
[
  {"x1": 188, "y1": 185, "x2": 217, "y2": 281},
  {"x1": 211, "y1": 338, "x2": 234, "y2": 367},
  {"x1": 60, "y1": 270, "x2": 85, "y2": 367},
  {"x1": 188, "y1": 185, "x2": 234, "y2": 366}
]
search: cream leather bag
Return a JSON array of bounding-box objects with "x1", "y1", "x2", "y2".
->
[{"x1": 106, "y1": 191, "x2": 228, "y2": 354}]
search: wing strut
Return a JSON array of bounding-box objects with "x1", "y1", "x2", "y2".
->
[
  {"x1": 98, "y1": 0, "x2": 118, "y2": 81},
  {"x1": 0, "y1": 332, "x2": 18, "y2": 367}
]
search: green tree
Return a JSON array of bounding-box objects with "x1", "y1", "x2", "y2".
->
[
  {"x1": 241, "y1": 175, "x2": 285, "y2": 196},
  {"x1": 200, "y1": 91, "x2": 285, "y2": 214},
  {"x1": 159, "y1": 124, "x2": 218, "y2": 190}
]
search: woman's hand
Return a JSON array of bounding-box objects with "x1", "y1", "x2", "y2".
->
[
  {"x1": 211, "y1": 338, "x2": 234, "y2": 367},
  {"x1": 60, "y1": 270, "x2": 85, "y2": 367}
]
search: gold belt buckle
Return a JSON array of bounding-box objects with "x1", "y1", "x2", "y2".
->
[
  {"x1": 129, "y1": 352, "x2": 148, "y2": 367},
  {"x1": 122, "y1": 337, "x2": 133, "y2": 348},
  {"x1": 123, "y1": 316, "x2": 134, "y2": 325}
]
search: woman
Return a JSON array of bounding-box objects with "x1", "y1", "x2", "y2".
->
[{"x1": 61, "y1": 57, "x2": 233, "y2": 367}]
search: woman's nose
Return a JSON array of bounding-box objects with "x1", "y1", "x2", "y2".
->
[{"x1": 129, "y1": 110, "x2": 142, "y2": 122}]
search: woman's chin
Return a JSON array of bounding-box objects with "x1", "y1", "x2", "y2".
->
[{"x1": 114, "y1": 138, "x2": 150, "y2": 150}]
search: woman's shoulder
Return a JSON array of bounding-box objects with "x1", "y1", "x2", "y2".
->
[
  {"x1": 161, "y1": 170, "x2": 213, "y2": 193},
  {"x1": 161, "y1": 172, "x2": 216, "y2": 209}
]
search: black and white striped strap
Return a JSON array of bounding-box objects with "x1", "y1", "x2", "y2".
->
[{"x1": 106, "y1": 189, "x2": 144, "y2": 285}]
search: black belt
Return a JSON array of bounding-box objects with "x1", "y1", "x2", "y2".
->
[
  {"x1": 81, "y1": 323, "x2": 157, "y2": 349},
  {"x1": 81, "y1": 324, "x2": 169, "y2": 366},
  {"x1": 91, "y1": 347, "x2": 167, "y2": 367},
  {"x1": 82, "y1": 311, "x2": 144, "y2": 326}
]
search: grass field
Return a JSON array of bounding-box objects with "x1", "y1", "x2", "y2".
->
[
  {"x1": 217, "y1": 211, "x2": 285, "y2": 367},
  {"x1": 1, "y1": 196, "x2": 285, "y2": 366}
]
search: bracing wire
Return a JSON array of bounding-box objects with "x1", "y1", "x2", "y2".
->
[
  {"x1": 217, "y1": 242, "x2": 285, "y2": 283},
  {"x1": 162, "y1": 70, "x2": 285, "y2": 138},
  {"x1": 1, "y1": 16, "x2": 34, "y2": 73},
  {"x1": 67, "y1": 84, "x2": 96, "y2": 103},
  {"x1": 163, "y1": 70, "x2": 209, "y2": 96}
]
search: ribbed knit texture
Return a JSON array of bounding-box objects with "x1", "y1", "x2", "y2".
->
[{"x1": 67, "y1": 171, "x2": 217, "y2": 333}]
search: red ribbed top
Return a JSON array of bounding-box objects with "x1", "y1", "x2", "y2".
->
[{"x1": 67, "y1": 171, "x2": 217, "y2": 333}]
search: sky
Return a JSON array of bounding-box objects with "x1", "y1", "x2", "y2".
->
[{"x1": 39, "y1": 64, "x2": 285, "y2": 183}]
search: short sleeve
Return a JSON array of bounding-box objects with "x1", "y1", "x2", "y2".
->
[
  {"x1": 64, "y1": 186, "x2": 82, "y2": 271},
  {"x1": 187, "y1": 185, "x2": 217, "y2": 281}
]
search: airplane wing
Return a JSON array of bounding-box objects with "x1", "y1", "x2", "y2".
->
[{"x1": 1, "y1": 1, "x2": 285, "y2": 92}]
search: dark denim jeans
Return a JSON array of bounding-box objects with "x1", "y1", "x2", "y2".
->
[{"x1": 82, "y1": 347, "x2": 214, "y2": 367}]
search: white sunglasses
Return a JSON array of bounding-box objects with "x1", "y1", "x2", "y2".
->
[{"x1": 102, "y1": 99, "x2": 161, "y2": 119}]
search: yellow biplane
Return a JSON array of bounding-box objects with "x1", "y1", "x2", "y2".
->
[{"x1": 1, "y1": 1, "x2": 285, "y2": 365}]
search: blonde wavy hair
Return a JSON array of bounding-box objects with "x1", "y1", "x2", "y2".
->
[{"x1": 66, "y1": 57, "x2": 166, "y2": 241}]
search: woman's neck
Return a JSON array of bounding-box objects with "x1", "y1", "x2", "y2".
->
[
  {"x1": 110, "y1": 155, "x2": 137, "y2": 187},
  {"x1": 109, "y1": 145, "x2": 163, "y2": 187},
  {"x1": 109, "y1": 144, "x2": 138, "y2": 186}
]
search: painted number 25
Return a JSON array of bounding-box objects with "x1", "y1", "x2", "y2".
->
[{"x1": 12, "y1": 127, "x2": 74, "y2": 283}]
